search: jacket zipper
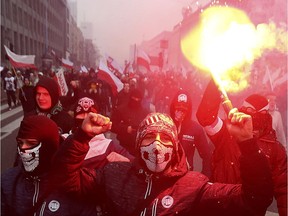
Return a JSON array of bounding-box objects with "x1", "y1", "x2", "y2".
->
[
  {"x1": 33, "y1": 178, "x2": 40, "y2": 216},
  {"x1": 141, "y1": 173, "x2": 154, "y2": 216}
]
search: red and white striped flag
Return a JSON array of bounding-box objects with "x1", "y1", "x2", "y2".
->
[
  {"x1": 98, "y1": 59, "x2": 123, "y2": 96},
  {"x1": 61, "y1": 58, "x2": 74, "y2": 69},
  {"x1": 4, "y1": 45, "x2": 37, "y2": 69},
  {"x1": 137, "y1": 48, "x2": 150, "y2": 71}
]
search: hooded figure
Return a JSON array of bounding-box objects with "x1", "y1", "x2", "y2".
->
[
  {"x1": 1, "y1": 115, "x2": 98, "y2": 215},
  {"x1": 135, "y1": 113, "x2": 187, "y2": 176},
  {"x1": 17, "y1": 115, "x2": 60, "y2": 176},
  {"x1": 169, "y1": 89, "x2": 213, "y2": 177},
  {"x1": 196, "y1": 79, "x2": 287, "y2": 216},
  {"x1": 30, "y1": 76, "x2": 74, "y2": 134},
  {"x1": 111, "y1": 88, "x2": 149, "y2": 156}
]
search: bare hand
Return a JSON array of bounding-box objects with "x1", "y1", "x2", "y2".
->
[
  {"x1": 226, "y1": 108, "x2": 253, "y2": 142},
  {"x1": 82, "y1": 113, "x2": 112, "y2": 137}
]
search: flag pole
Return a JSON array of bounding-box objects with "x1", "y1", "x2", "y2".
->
[{"x1": 9, "y1": 63, "x2": 27, "y2": 102}]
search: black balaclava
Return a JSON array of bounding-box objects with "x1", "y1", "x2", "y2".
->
[
  {"x1": 170, "y1": 89, "x2": 192, "y2": 124},
  {"x1": 239, "y1": 94, "x2": 273, "y2": 138},
  {"x1": 128, "y1": 89, "x2": 143, "y2": 109},
  {"x1": 35, "y1": 76, "x2": 60, "y2": 113},
  {"x1": 17, "y1": 115, "x2": 59, "y2": 176}
]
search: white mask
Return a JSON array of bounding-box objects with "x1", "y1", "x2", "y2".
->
[
  {"x1": 18, "y1": 143, "x2": 41, "y2": 172},
  {"x1": 140, "y1": 140, "x2": 173, "y2": 173}
]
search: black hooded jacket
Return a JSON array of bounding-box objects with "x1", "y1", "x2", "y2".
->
[
  {"x1": 27, "y1": 76, "x2": 74, "y2": 134},
  {"x1": 170, "y1": 89, "x2": 213, "y2": 177}
]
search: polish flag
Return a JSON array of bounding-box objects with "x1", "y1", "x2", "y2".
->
[
  {"x1": 98, "y1": 59, "x2": 123, "y2": 96},
  {"x1": 61, "y1": 58, "x2": 74, "y2": 69},
  {"x1": 4, "y1": 45, "x2": 37, "y2": 69},
  {"x1": 137, "y1": 48, "x2": 150, "y2": 71}
]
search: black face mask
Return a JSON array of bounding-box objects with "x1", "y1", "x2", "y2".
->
[
  {"x1": 239, "y1": 107, "x2": 272, "y2": 137},
  {"x1": 75, "y1": 118, "x2": 84, "y2": 128}
]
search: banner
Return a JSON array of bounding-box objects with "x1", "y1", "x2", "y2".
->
[
  {"x1": 55, "y1": 67, "x2": 68, "y2": 96},
  {"x1": 4, "y1": 45, "x2": 37, "y2": 69}
]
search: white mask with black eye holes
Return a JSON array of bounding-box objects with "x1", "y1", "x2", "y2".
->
[
  {"x1": 18, "y1": 143, "x2": 41, "y2": 172},
  {"x1": 140, "y1": 140, "x2": 173, "y2": 173}
]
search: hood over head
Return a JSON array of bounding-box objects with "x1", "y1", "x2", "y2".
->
[
  {"x1": 35, "y1": 76, "x2": 60, "y2": 111},
  {"x1": 17, "y1": 115, "x2": 60, "y2": 176},
  {"x1": 170, "y1": 89, "x2": 192, "y2": 121},
  {"x1": 135, "y1": 113, "x2": 188, "y2": 177}
]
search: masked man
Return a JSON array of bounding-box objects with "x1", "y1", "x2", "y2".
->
[
  {"x1": 196, "y1": 79, "x2": 287, "y2": 216},
  {"x1": 1, "y1": 115, "x2": 97, "y2": 215},
  {"x1": 52, "y1": 111, "x2": 273, "y2": 216}
]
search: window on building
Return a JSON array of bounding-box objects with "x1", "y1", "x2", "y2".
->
[
  {"x1": 12, "y1": 4, "x2": 17, "y2": 23},
  {"x1": 5, "y1": 2, "x2": 11, "y2": 20},
  {"x1": 14, "y1": 32, "x2": 18, "y2": 51},
  {"x1": 18, "y1": 8, "x2": 23, "y2": 26}
]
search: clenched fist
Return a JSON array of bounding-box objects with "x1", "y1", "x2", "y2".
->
[
  {"x1": 82, "y1": 112, "x2": 112, "y2": 137},
  {"x1": 226, "y1": 108, "x2": 253, "y2": 142}
]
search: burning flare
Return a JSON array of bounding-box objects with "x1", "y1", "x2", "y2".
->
[{"x1": 181, "y1": 6, "x2": 287, "y2": 93}]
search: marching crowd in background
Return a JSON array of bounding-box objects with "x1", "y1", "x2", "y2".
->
[{"x1": 1, "y1": 63, "x2": 287, "y2": 215}]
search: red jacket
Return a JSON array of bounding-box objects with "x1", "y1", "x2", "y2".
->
[
  {"x1": 208, "y1": 122, "x2": 287, "y2": 216},
  {"x1": 52, "y1": 128, "x2": 273, "y2": 216}
]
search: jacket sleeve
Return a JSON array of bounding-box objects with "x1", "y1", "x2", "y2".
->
[
  {"x1": 52, "y1": 128, "x2": 101, "y2": 196},
  {"x1": 111, "y1": 142, "x2": 135, "y2": 161},
  {"x1": 197, "y1": 138, "x2": 273, "y2": 215},
  {"x1": 196, "y1": 78, "x2": 221, "y2": 127}
]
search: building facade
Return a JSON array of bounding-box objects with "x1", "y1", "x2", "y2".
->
[{"x1": 1, "y1": 0, "x2": 98, "y2": 71}]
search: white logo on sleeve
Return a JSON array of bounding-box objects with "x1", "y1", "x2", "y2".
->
[
  {"x1": 48, "y1": 200, "x2": 60, "y2": 212},
  {"x1": 161, "y1": 195, "x2": 174, "y2": 208}
]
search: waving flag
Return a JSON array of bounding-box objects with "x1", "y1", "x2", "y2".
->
[
  {"x1": 105, "y1": 53, "x2": 123, "y2": 74},
  {"x1": 80, "y1": 65, "x2": 88, "y2": 73},
  {"x1": 4, "y1": 45, "x2": 37, "y2": 69},
  {"x1": 61, "y1": 58, "x2": 74, "y2": 69},
  {"x1": 136, "y1": 48, "x2": 151, "y2": 71},
  {"x1": 98, "y1": 59, "x2": 123, "y2": 96}
]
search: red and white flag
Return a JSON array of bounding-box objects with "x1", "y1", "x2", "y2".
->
[
  {"x1": 4, "y1": 45, "x2": 37, "y2": 69},
  {"x1": 98, "y1": 59, "x2": 123, "y2": 96},
  {"x1": 61, "y1": 58, "x2": 74, "y2": 69},
  {"x1": 137, "y1": 48, "x2": 150, "y2": 71}
]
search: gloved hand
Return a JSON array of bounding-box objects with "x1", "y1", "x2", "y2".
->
[{"x1": 196, "y1": 78, "x2": 221, "y2": 127}]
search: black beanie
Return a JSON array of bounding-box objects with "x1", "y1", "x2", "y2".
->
[
  {"x1": 35, "y1": 76, "x2": 60, "y2": 109},
  {"x1": 243, "y1": 94, "x2": 269, "y2": 111}
]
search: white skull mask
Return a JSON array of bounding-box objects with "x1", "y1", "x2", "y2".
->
[
  {"x1": 140, "y1": 140, "x2": 173, "y2": 173},
  {"x1": 18, "y1": 143, "x2": 41, "y2": 172}
]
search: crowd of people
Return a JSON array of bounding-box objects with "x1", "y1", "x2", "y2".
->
[{"x1": 1, "y1": 63, "x2": 287, "y2": 215}]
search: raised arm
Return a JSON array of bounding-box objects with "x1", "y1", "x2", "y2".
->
[{"x1": 52, "y1": 113, "x2": 112, "y2": 196}]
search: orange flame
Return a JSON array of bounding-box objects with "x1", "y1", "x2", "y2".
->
[{"x1": 181, "y1": 6, "x2": 287, "y2": 93}]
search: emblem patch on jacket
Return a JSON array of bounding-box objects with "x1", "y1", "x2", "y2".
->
[
  {"x1": 161, "y1": 195, "x2": 174, "y2": 208},
  {"x1": 48, "y1": 200, "x2": 60, "y2": 212}
]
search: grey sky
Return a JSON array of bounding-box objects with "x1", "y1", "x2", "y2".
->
[{"x1": 77, "y1": 0, "x2": 192, "y2": 65}]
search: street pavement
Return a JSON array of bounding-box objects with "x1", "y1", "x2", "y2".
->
[{"x1": 0, "y1": 100, "x2": 279, "y2": 215}]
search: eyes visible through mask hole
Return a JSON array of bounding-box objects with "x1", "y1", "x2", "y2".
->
[
  {"x1": 16, "y1": 138, "x2": 40, "y2": 151},
  {"x1": 141, "y1": 133, "x2": 173, "y2": 147}
]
